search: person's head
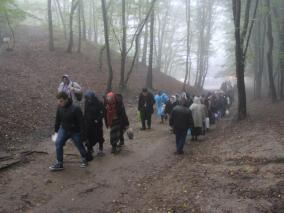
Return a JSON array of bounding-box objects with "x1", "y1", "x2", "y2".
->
[
  {"x1": 62, "y1": 75, "x2": 70, "y2": 85},
  {"x1": 84, "y1": 90, "x2": 97, "y2": 104},
  {"x1": 57, "y1": 92, "x2": 70, "y2": 107},
  {"x1": 106, "y1": 92, "x2": 116, "y2": 104},
  {"x1": 142, "y1": 88, "x2": 148, "y2": 96},
  {"x1": 170, "y1": 95, "x2": 176, "y2": 104},
  {"x1": 193, "y1": 96, "x2": 201, "y2": 104},
  {"x1": 180, "y1": 98, "x2": 188, "y2": 107}
]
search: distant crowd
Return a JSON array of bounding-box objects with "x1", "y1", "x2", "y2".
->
[{"x1": 50, "y1": 74, "x2": 234, "y2": 171}]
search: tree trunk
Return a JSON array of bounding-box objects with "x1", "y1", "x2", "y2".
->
[
  {"x1": 233, "y1": 0, "x2": 247, "y2": 119},
  {"x1": 156, "y1": 2, "x2": 169, "y2": 72},
  {"x1": 55, "y1": 0, "x2": 67, "y2": 40},
  {"x1": 146, "y1": 9, "x2": 154, "y2": 89},
  {"x1": 67, "y1": 0, "x2": 79, "y2": 53},
  {"x1": 279, "y1": 8, "x2": 284, "y2": 99},
  {"x1": 254, "y1": 5, "x2": 266, "y2": 99},
  {"x1": 119, "y1": 0, "x2": 127, "y2": 90},
  {"x1": 142, "y1": 21, "x2": 149, "y2": 65},
  {"x1": 124, "y1": 0, "x2": 157, "y2": 86},
  {"x1": 265, "y1": 0, "x2": 277, "y2": 102},
  {"x1": 101, "y1": 0, "x2": 113, "y2": 91},
  {"x1": 183, "y1": 0, "x2": 191, "y2": 91},
  {"x1": 232, "y1": 0, "x2": 259, "y2": 120},
  {"x1": 48, "y1": 0, "x2": 54, "y2": 51},
  {"x1": 81, "y1": 0, "x2": 87, "y2": 41},
  {"x1": 91, "y1": 0, "x2": 98, "y2": 44},
  {"x1": 77, "y1": 0, "x2": 82, "y2": 53}
]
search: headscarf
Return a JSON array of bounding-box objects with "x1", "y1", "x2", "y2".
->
[
  {"x1": 193, "y1": 96, "x2": 201, "y2": 104},
  {"x1": 61, "y1": 74, "x2": 71, "y2": 95},
  {"x1": 170, "y1": 95, "x2": 177, "y2": 104}
]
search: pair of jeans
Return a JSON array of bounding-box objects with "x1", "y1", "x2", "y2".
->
[
  {"x1": 55, "y1": 127, "x2": 88, "y2": 163},
  {"x1": 175, "y1": 129, "x2": 187, "y2": 153}
]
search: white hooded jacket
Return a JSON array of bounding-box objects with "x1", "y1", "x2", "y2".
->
[
  {"x1": 58, "y1": 75, "x2": 81, "y2": 101},
  {"x1": 189, "y1": 97, "x2": 206, "y2": 128}
]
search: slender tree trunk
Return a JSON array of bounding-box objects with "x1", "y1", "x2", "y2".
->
[
  {"x1": 55, "y1": 0, "x2": 67, "y2": 40},
  {"x1": 48, "y1": 0, "x2": 54, "y2": 51},
  {"x1": 101, "y1": 0, "x2": 113, "y2": 91},
  {"x1": 77, "y1": 0, "x2": 82, "y2": 53},
  {"x1": 81, "y1": 0, "x2": 87, "y2": 41},
  {"x1": 124, "y1": 0, "x2": 157, "y2": 85},
  {"x1": 156, "y1": 2, "x2": 169, "y2": 72},
  {"x1": 279, "y1": 8, "x2": 284, "y2": 99},
  {"x1": 136, "y1": 0, "x2": 143, "y2": 65},
  {"x1": 146, "y1": 9, "x2": 155, "y2": 89},
  {"x1": 4, "y1": 10, "x2": 15, "y2": 50},
  {"x1": 98, "y1": 45, "x2": 106, "y2": 72},
  {"x1": 255, "y1": 6, "x2": 266, "y2": 99},
  {"x1": 183, "y1": 0, "x2": 191, "y2": 91},
  {"x1": 265, "y1": 0, "x2": 277, "y2": 102},
  {"x1": 119, "y1": 0, "x2": 127, "y2": 89},
  {"x1": 67, "y1": 0, "x2": 79, "y2": 53},
  {"x1": 142, "y1": 21, "x2": 149, "y2": 65}
]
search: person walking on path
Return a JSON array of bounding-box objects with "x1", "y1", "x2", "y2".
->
[
  {"x1": 170, "y1": 98, "x2": 194, "y2": 154},
  {"x1": 165, "y1": 95, "x2": 178, "y2": 132},
  {"x1": 84, "y1": 91, "x2": 106, "y2": 160},
  {"x1": 105, "y1": 92, "x2": 129, "y2": 154},
  {"x1": 58, "y1": 74, "x2": 82, "y2": 104},
  {"x1": 154, "y1": 91, "x2": 168, "y2": 123},
  {"x1": 190, "y1": 97, "x2": 206, "y2": 141},
  {"x1": 138, "y1": 88, "x2": 155, "y2": 130},
  {"x1": 49, "y1": 92, "x2": 88, "y2": 171}
]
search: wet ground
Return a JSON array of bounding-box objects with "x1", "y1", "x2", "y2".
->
[{"x1": 0, "y1": 100, "x2": 283, "y2": 213}]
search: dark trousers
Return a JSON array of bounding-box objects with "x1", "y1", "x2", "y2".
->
[
  {"x1": 110, "y1": 119, "x2": 121, "y2": 148},
  {"x1": 55, "y1": 127, "x2": 88, "y2": 163},
  {"x1": 175, "y1": 129, "x2": 187, "y2": 153},
  {"x1": 140, "y1": 110, "x2": 152, "y2": 129},
  {"x1": 119, "y1": 127, "x2": 125, "y2": 145},
  {"x1": 86, "y1": 124, "x2": 104, "y2": 152}
]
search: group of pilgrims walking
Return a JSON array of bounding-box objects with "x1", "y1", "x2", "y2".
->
[{"x1": 50, "y1": 74, "x2": 234, "y2": 171}]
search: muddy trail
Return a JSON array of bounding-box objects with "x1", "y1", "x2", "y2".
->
[{"x1": 0, "y1": 100, "x2": 283, "y2": 213}]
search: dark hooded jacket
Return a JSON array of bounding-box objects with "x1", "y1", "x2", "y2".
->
[
  {"x1": 84, "y1": 91, "x2": 105, "y2": 128},
  {"x1": 138, "y1": 92, "x2": 155, "y2": 114},
  {"x1": 55, "y1": 99, "x2": 83, "y2": 133},
  {"x1": 114, "y1": 94, "x2": 130, "y2": 129},
  {"x1": 84, "y1": 91, "x2": 105, "y2": 144},
  {"x1": 170, "y1": 105, "x2": 194, "y2": 132}
]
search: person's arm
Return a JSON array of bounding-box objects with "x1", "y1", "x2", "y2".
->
[
  {"x1": 70, "y1": 82, "x2": 81, "y2": 93},
  {"x1": 138, "y1": 94, "x2": 143, "y2": 111},
  {"x1": 97, "y1": 102, "x2": 105, "y2": 122},
  {"x1": 188, "y1": 110, "x2": 194, "y2": 129},
  {"x1": 75, "y1": 107, "x2": 87, "y2": 141},
  {"x1": 169, "y1": 110, "x2": 175, "y2": 127},
  {"x1": 58, "y1": 82, "x2": 63, "y2": 93},
  {"x1": 55, "y1": 108, "x2": 61, "y2": 133}
]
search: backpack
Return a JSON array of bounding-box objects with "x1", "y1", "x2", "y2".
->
[{"x1": 72, "y1": 82, "x2": 83, "y2": 101}]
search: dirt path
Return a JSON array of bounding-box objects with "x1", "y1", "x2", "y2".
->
[{"x1": 0, "y1": 101, "x2": 284, "y2": 213}]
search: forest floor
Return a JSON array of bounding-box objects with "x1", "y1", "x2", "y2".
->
[
  {"x1": 0, "y1": 26, "x2": 284, "y2": 212},
  {"x1": 0, "y1": 100, "x2": 284, "y2": 213}
]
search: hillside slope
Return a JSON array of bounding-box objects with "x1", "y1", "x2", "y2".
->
[{"x1": 0, "y1": 26, "x2": 187, "y2": 151}]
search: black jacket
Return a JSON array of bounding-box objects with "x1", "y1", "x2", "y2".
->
[
  {"x1": 84, "y1": 91, "x2": 105, "y2": 128},
  {"x1": 170, "y1": 105, "x2": 194, "y2": 132},
  {"x1": 115, "y1": 94, "x2": 130, "y2": 129},
  {"x1": 165, "y1": 100, "x2": 178, "y2": 115},
  {"x1": 138, "y1": 92, "x2": 155, "y2": 114},
  {"x1": 55, "y1": 100, "x2": 83, "y2": 133}
]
